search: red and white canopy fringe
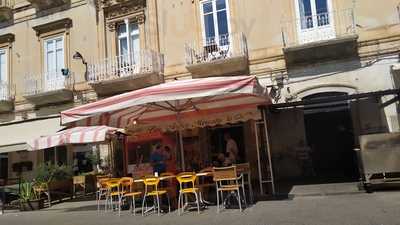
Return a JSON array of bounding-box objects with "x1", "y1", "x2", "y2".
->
[
  {"x1": 27, "y1": 126, "x2": 118, "y2": 151},
  {"x1": 61, "y1": 76, "x2": 271, "y2": 132}
]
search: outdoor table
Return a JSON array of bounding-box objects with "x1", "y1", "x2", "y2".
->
[{"x1": 133, "y1": 175, "x2": 176, "y2": 183}]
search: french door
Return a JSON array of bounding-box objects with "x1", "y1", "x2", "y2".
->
[
  {"x1": 44, "y1": 36, "x2": 65, "y2": 91},
  {"x1": 0, "y1": 49, "x2": 7, "y2": 100},
  {"x1": 117, "y1": 20, "x2": 140, "y2": 75},
  {"x1": 295, "y1": 0, "x2": 335, "y2": 44},
  {"x1": 200, "y1": 0, "x2": 231, "y2": 53}
]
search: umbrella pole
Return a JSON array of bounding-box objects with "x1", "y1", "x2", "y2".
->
[{"x1": 178, "y1": 130, "x2": 185, "y2": 171}]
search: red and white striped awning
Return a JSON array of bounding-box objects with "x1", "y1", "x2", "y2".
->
[
  {"x1": 61, "y1": 76, "x2": 271, "y2": 132},
  {"x1": 27, "y1": 126, "x2": 118, "y2": 151}
]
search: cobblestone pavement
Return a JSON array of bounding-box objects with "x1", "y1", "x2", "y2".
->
[{"x1": 1, "y1": 191, "x2": 400, "y2": 225}]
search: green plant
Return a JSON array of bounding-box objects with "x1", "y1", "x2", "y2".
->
[
  {"x1": 19, "y1": 182, "x2": 38, "y2": 202},
  {"x1": 86, "y1": 152, "x2": 100, "y2": 166},
  {"x1": 34, "y1": 163, "x2": 73, "y2": 185}
]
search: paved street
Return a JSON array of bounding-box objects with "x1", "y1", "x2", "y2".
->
[{"x1": 1, "y1": 190, "x2": 400, "y2": 225}]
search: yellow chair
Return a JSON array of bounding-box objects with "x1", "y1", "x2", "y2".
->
[
  {"x1": 33, "y1": 182, "x2": 51, "y2": 207},
  {"x1": 213, "y1": 166, "x2": 243, "y2": 213},
  {"x1": 104, "y1": 179, "x2": 121, "y2": 212},
  {"x1": 141, "y1": 176, "x2": 170, "y2": 216},
  {"x1": 73, "y1": 175, "x2": 86, "y2": 197},
  {"x1": 176, "y1": 172, "x2": 201, "y2": 215},
  {"x1": 96, "y1": 175, "x2": 111, "y2": 212},
  {"x1": 118, "y1": 177, "x2": 142, "y2": 216}
]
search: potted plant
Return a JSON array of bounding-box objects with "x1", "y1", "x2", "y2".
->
[
  {"x1": 34, "y1": 163, "x2": 73, "y2": 201},
  {"x1": 19, "y1": 181, "x2": 44, "y2": 211}
]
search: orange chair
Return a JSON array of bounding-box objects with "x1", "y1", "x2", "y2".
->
[
  {"x1": 141, "y1": 176, "x2": 170, "y2": 216},
  {"x1": 176, "y1": 172, "x2": 201, "y2": 215}
]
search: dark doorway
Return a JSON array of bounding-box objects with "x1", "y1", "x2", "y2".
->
[
  {"x1": 0, "y1": 154, "x2": 7, "y2": 180},
  {"x1": 303, "y1": 92, "x2": 358, "y2": 181}
]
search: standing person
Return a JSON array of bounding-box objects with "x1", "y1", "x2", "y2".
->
[
  {"x1": 223, "y1": 133, "x2": 239, "y2": 166},
  {"x1": 163, "y1": 145, "x2": 176, "y2": 173},
  {"x1": 150, "y1": 144, "x2": 166, "y2": 174}
]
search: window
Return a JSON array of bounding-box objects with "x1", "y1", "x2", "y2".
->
[
  {"x1": 200, "y1": 0, "x2": 230, "y2": 46},
  {"x1": 44, "y1": 36, "x2": 65, "y2": 90},
  {"x1": 295, "y1": 0, "x2": 335, "y2": 44},
  {"x1": 44, "y1": 146, "x2": 68, "y2": 166},
  {"x1": 0, "y1": 49, "x2": 7, "y2": 83},
  {"x1": 117, "y1": 19, "x2": 140, "y2": 64},
  {"x1": 297, "y1": 0, "x2": 331, "y2": 29}
]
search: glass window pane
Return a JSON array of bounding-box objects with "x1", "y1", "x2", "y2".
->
[
  {"x1": 56, "y1": 146, "x2": 67, "y2": 166},
  {"x1": 44, "y1": 148, "x2": 55, "y2": 164},
  {"x1": 203, "y1": 2, "x2": 213, "y2": 14},
  {"x1": 56, "y1": 39, "x2": 63, "y2": 50},
  {"x1": 46, "y1": 40, "x2": 54, "y2": 53},
  {"x1": 129, "y1": 23, "x2": 139, "y2": 36},
  {"x1": 316, "y1": 0, "x2": 328, "y2": 14},
  {"x1": 298, "y1": 0, "x2": 313, "y2": 29},
  {"x1": 56, "y1": 49, "x2": 64, "y2": 71},
  {"x1": 216, "y1": 0, "x2": 226, "y2": 10},
  {"x1": 0, "y1": 52, "x2": 6, "y2": 82},
  {"x1": 47, "y1": 51, "x2": 55, "y2": 73},
  {"x1": 217, "y1": 10, "x2": 228, "y2": 36},
  {"x1": 119, "y1": 37, "x2": 128, "y2": 56},
  {"x1": 204, "y1": 14, "x2": 215, "y2": 40},
  {"x1": 118, "y1": 23, "x2": 127, "y2": 36},
  {"x1": 316, "y1": 0, "x2": 329, "y2": 26}
]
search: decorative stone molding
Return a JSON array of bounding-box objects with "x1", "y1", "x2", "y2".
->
[
  {"x1": 27, "y1": 0, "x2": 70, "y2": 11},
  {"x1": 32, "y1": 18, "x2": 72, "y2": 36},
  {"x1": 0, "y1": 33, "x2": 15, "y2": 44},
  {"x1": 99, "y1": 0, "x2": 146, "y2": 21},
  {"x1": 106, "y1": 13, "x2": 145, "y2": 31},
  {"x1": 0, "y1": 0, "x2": 14, "y2": 23}
]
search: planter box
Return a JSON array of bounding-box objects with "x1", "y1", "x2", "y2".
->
[
  {"x1": 49, "y1": 179, "x2": 73, "y2": 194},
  {"x1": 19, "y1": 199, "x2": 44, "y2": 211}
]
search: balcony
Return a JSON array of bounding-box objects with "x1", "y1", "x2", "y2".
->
[
  {"x1": 281, "y1": 9, "x2": 358, "y2": 68},
  {"x1": 87, "y1": 49, "x2": 164, "y2": 96},
  {"x1": 0, "y1": 82, "x2": 14, "y2": 112},
  {"x1": 0, "y1": 0, "x2": 14, "y2": 23},
  {"x1": 23, "y1": 73, "x2": 73, "y2": 106},
  {"x1": 27, "y1": 0, "x2": 69, "y2": 11},
  {"x1": 185, "y1": 32, "x2": 249, "y2": 78}
]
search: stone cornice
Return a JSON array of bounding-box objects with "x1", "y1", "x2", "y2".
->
[
  {"x1": 99, "y1": 0, "x2": 146, "y2": 21},
  {"x1": 0, "y1": 33, "x2": 15, "y2": 44},
  {"x1": 32, "y1": 18, "x2": 72, "y2": 36}
]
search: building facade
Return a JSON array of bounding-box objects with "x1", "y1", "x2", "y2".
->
[{"x1": 0, "y1": 0, "x2": 400, "y2": 191}]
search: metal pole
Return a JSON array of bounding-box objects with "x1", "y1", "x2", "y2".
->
[
  {"x1": 262, "y1": 108, "x2": 276, "y2": 195},
  {"x1": 179, "y1": 130, "x2": 185, "y2": 171},
  {"x1": 254, "y1": 121, "x2": 264, "y2": 195},
  {"x1": 1, "y1": 179, "x2": 4, "y2": 215}
]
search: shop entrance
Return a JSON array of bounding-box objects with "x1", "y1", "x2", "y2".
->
[
  {"x1": 0, "y1": 153, "x2": 7, "y2": 180},
  {"x1": 303, "y1": 92, "x2": 358, "y2": 181},
  {"x1": 208, "y1": 124, "x2": 245, "y2": 165}
]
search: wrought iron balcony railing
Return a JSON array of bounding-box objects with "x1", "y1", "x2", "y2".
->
[
  {"x1": 87, "y1": 49, "x2": 164, "y2": 83},
  {"x1": 281, "y1": 9, "x2": 356, "y2": 47},
  {"x1": 23, "y1": 72, "x2": 72, "y2": 96},
  {"x1": 185, "y1": 32, "x2": 248, "y2": 66},
  {"x1": 0, "y1": 81, "x2": 13, "y2": 101}
]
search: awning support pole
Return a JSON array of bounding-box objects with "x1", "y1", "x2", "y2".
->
[
  {"x1": 179, "y1": 130, "x2": 185, "y2": 171},
  {"x1": 262, "y1": 108, "x2": 276, "y2": 195},
  {"x1": 254, "y1": 121, "x2": 264, "y2": 195}
]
